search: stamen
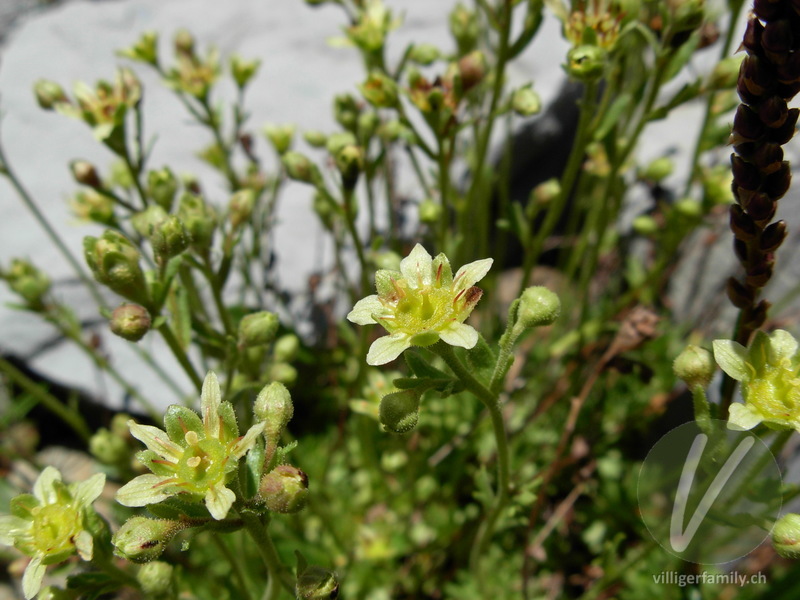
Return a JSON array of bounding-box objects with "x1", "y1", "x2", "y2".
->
[
  {"x1": 187, "y1": 456, "x2": 202, "y2": 468},
  {"x1": 185, "y1": 431, "x2": 199, "y2": 446}
]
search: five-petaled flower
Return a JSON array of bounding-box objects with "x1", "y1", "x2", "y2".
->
[
  {"x1": 347, "y1": 244, "x2": 492, "y2": 365},
  {"x1": 0, "y1": 467, "x2": 105, "y2": 599},
  {"x1": 714, "y1": 329, "x2": 800, "y2": 431},
  {"x1": 116, "y1": 371, "x2": 265, "y2": 520}
]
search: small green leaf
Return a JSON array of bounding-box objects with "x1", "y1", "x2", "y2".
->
[{"x1": 405, "y1": 349, "x2": 449, "y2": 379}]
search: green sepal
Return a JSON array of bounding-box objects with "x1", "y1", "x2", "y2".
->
[
  {"x1": 405, "y1": 349, "x2": 449, "y2": 379},
  {"x1": 66, "y1": 572, "x2": 119, "y2": 600},
  {"x1": 295, "y1": 549, "x2": 309, "y2": 575},
  {"x1": 274, "y1": 440, "x2": 299, "y2": 465},
  {"x1": 243, "y1": 434, "x2": 266, "y2": 500},
  {"x1": 164, "y1": 405, "x2": 203, "y2": 443},
  {"x1": 10, "y1": 494, "x2": 38, "y2": 518},
  {"x1": 145, "y1": 497, "x2": 209, "y2": 520},
  {"x1": 83, "y1": 508, "x2": 112, "y2": 561},
  {"x1": 136, "y1": 450, "x2": 176, "y2": 477},
  {"x1": 392, "y1": 377, "x2": 462, "y2": 397},
  {"x1": 218, "y1": 401, "x2": 240, "y2": 440},
  {"x1": 465, "y1": 333, "x2": 496, "y2": 375}
]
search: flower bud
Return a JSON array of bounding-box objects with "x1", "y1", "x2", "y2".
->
[
  {"x1": 296, "y1": 565, "x2": 340, "y2": 600},
  {"x1": 456, "y1": 50, "x2": 486, "y2": 93},
  {"x1": 3, "y1": 258, "x2": 51, "y2": 308},
  {"x1": 258, "y1": 465, "x2": 309, "y2": 513},
  {"x1": 113, "y1": 517, "x2": 185, "y2": 563},
  {"x1": 772, "y1": 513, "x2": 800, "y2": 558},
  {"x1": 238, "y1": 311, "x2": 280, "y2": 348},
  {"x1": 282, "y1": 151, "x2": 319, "y2": 184},
  {"x1": 267, "y1": 362, "x2": 298, "y2": 385},
  {"x1": 110, "y1": 303, "x2": 151, "y2": 342},
  {"x1": 230, "y1": 55, "x2": 261, "y2": 89},
  {"x1": 147, "y1": 167, "x2": 179, "y2": 211},
  {"x1": 89, "y1": 427, "x2": 129, "y2": 465},
  {"x1": 708, "y1": 54, "x2": 744, "y2": 90},
  {"x1": 531, "y1": 178, "x2": 561, "y2": 207},
  {"x1": 151, "y1": 215, "x2": 191, "y2": 263},
  {"x1": 84, "y1": 231, "x2": 149, "y2": 304},
  {"x1": 565, "y1": 45, "x2": 606, "y2": 81},
  {"x1": 70, "y1": 189, "x2": 116, "y2": 225},
  {"x1": 674, "y1": 198, "x2": 702, "y2": 219},
  {"x1": 632, "y1": 215, "x2": 659, "y2": 236},
  {"x1": 360, "y1": 71, "x2": 399, "y2": 108},
  {"x1": 673, "y1": 345, "x2": 715, "y2": 389},
  {"x1": 131, "y1": 205, "x2": 168, "y2": 238},
  {"x1": 174, "y1": 29, "x2": 195, "y2": 58},
  {"x1": 273, "y1": 334, "x2": 300, "y2": 362},
  {"x1": 137, "y1": 561, "x2": 174, "y2": 596},
  {"x1": 640, "y1": 157, "x2": 674, "y2": 183},
  {"x1": 379, "y1": 390, "x2": 421, "y2": 434},
  {"x1": 228, "y1": 189, "x2": 256, "y2": 228},
  {"x1": 325, "y1": 132, "x2": 357, "y2": 156},
  {"x1": 303, "y1": 130, "x2": 328, "y2": 148},
  {"x1": 264, "y1": 123, "x2": 296, "y2": 155},
  {"x1": 334, "y1": 145, "x2": 364, "y2": 189},
  {"x1": 334, "y1": 93, "x2": 361, "y2": 131},
  {"x1": 419, "y1": 199, "x2": 442, "y2": 224},
  {"x1": 515, "y1": 286, "x2": 561, "y2": 330},
  {"x1": 178, "y1": 192, "x2": 217, "y2": 251},
  {"x1": 450, "y1": 3, "x2": 479, "y2": 54},
  {"x1": 255, "y1": 382, "x2": 294, "y2": 439},
  {"x1": 33, "y1": 80, "x2": 68, "y2": 110},
  {"x1": 70, "y1": 160, "x2": 102, "y2": 188},
  {"x1": 512, "y1": 85, "x2": 541, "y2": 117},
  {"x1": 118, "y1": 31, "x2": 159, "y2": 66},
  {"x1": 409, "y1": 43, "x2": 440, "y2": 65},
  {"x1": 357, "y1": 111, "x2": 379, "y2": 139},
  {"x1": 313, "y1": 192, "x2": 335, "y2": 229}
]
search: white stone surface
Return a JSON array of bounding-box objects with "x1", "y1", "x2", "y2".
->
[{"x1": 0, "y1": 0, "x2": 784, "y2": 412}]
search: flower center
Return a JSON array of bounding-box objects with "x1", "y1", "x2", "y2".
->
[
  {"x1": 175, "y1": 432, "x2": 230, "y2": 494},
  {"x1": 31, "y1": 504, "x2": 80, "y2": 556}
]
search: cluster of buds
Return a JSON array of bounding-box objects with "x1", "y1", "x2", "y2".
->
[
  {"x1": 727, "y1": 0, "x2": 800, "y2": 343},
  {"x1": 49, "y1": 69, "x2": 142, "y2": 153},
  {"x1": 84, "y1": 230, "x2": 150, "y2": 306},
  {"x1": 1, "y1": 259, "x2": 51, "y2": 310},
  {"x1": 164, "y1": 30, "x2": 220, "y2": 100}
]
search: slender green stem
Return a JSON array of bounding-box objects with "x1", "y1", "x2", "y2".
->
[
  {"x1": 464, "y1": 0, "x2": 513, "y2": 260},
  {"x1": 202, "y1": 256, "x2": 235, "y2": 336},
  {"x1": 519, "y1": 79, "x2": 599, "y2": 296},
  {"x1": 682, "y1": 0, "x2": 746, "y2": 196},
  {"x1": 239, "y1": 511, "x2": 295, "y2": 599},
  {"x1": 436, "y1": 137, "x2": 452, "y2": 252},
  {"x1": 158, "y1": 323, "x2": 203, "y2": 392},
  {"x1": 213, "y1": 534, "x2": 254, "y2": 600},
  {"x1": 432, "y1": 343, "x2": 510, "y2": 572},
  {"x1": 0, "y1": 147, "x2": 106, "y2": 308},
  {"x1": 0, "y1": 356, "x2": 91, "y2": 442},
  {"x1": 342, "y1": 187, "x2": 371, "y2": 298}
]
